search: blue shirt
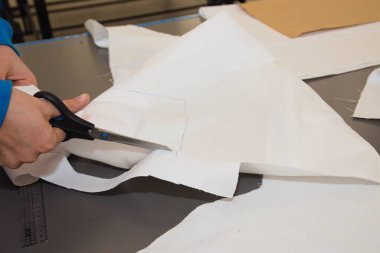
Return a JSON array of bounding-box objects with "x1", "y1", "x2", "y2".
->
[{"x1": 0, "y1": 17, "x2": 16, "y2": 127}]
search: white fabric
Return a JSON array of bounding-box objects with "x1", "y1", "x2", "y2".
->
[
  {"x1": 105, "y1": 14, "x2": 380, "y2": 182},
  {"x1": 84, "y1": 19, "x2": 109, "y2": 48},
  {"x1": 4, "y1": 13, "x2": 380, "y2": 198},
  {"x1": 353, "y1": 68, "x2": 380, "y2": 119},
  {"x1": 27, "y1": 15, "x2": 380, "y2": 253},
  {"x1": 85, "y1": 19, "x2": 176, "y2": 82},
  {"x1": 139, "y1": 176, "x2": 380, "y2": 253},
  {"x1": 199, "y1": 5, "x2": 380, "y2": 79},
  {"x1": 107, "y1": 25, "x2": 176, "y2": 83}
]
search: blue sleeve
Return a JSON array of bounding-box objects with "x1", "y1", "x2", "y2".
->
[
  {"x1": 0, "y1": 17, "x2": 19, "y2": 55},
  {"x1": 0, "y1": 18, "x2": 16, "y2": 127},
  {"x1": 0, "y1": 80, "x2": 12, "y2": 127}
]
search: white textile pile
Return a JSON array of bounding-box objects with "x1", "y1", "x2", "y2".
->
[
  {"x1": 5, "y1": 13, "x2": 380, "y2": 197},
  {"x1": 4, "y1": 12, "x2": 380, "y2": 252},
  {"x1": 200, "y1": 5, "x2": 380, "y2": 79}
]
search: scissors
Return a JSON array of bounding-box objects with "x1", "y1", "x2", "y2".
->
[{"x1": 34, "y1": 91, "x2": 171, "y2": 151}]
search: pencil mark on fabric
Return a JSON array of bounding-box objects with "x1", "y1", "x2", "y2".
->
[
  {"x1": 123, "y1": 88, "x2": 185, "y2": 102},
  {"x1": 114, "y1": 88, "x2": 189, "y2": 154},
  {"x1": 177, "y1": 98, "x2": 189, "y2": 156}
]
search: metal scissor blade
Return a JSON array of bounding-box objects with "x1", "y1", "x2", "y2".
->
[{"x1": 89, "y1": 128, "x2": 172, "y2": 151}]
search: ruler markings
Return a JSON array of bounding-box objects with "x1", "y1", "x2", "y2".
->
[{"x1": 19, "y1": 181, "x2": 48, "y2": 247}]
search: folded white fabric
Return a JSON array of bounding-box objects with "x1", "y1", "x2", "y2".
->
[
  {"x1": 354, "y1": 68, "x2": 380, "y2": 119},
  {"x1": 107, "y1": 25, "x2": 176, "y2": 83},
  {"x1": 199, "y1": 5, "x2": 380, "y2": 79},
  {"x1": 139, "y1": 176, "x2": 380, "y2": 253},
  {"x1": 85, "y1": 19, "x2": 176, "y2": 82},
  {"x1": 5, "y1": 13, "x2": 380, "y2": 198},
  {"x1": 84, "y1": 19, "x2": 109, "y2": 48},
  {"x1": 104, "y1": 13, "x2": 380, "y2": 182}
]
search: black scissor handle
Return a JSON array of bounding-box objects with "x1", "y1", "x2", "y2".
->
[{"x1": 34, "y1": 91, "x2": 95, "y2": 141}]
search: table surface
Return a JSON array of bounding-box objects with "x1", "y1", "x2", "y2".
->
[{"x1": 1, "y1": 15, "x2": 379, "y2": 253}]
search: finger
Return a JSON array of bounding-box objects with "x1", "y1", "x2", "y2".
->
[
  {"x1": 0, "y1": 152, "x2": 21, "y2": 169},
  {"x1": 39, "y1": 93, "x2": 90, "y2": 118},
  {"x1": 11, "y1": 69, "x2": 38, "y2": 86},
  {"x1": 7, "y1": 161, "x2": 22, "y2": 170},
  {"x1": 12, "y1": 75, "x2": 38, "y2": 86},
  {"x1": 39, "y1": 98, "x2": 62, "y2": 118},
  {"x1": 36, "y1": 125, "x2": 65, "y2": 153},
  {"x1": 53, "y1": 127, "x2": 66, "y2": 143},
  {"x1": 63, "y1": 93, "x2": 90, "y2": 113},
  {"x1": 6, "y1": 64, "x2": 38, "y2": 86}
]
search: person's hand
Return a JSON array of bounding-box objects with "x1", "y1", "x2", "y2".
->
[
  {"x1": 0, "y1": 88, "x2": 90, "y2": 169},
  {"x1": 0, "y1": 45, "x2": 37, "y2": 86}
]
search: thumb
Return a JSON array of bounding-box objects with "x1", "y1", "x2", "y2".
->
[{"x1": 63, "y1": 93, "x2": 90, "y2": 113}]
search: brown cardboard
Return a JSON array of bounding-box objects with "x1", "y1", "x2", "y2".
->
[{"x1": 241, "y1": 0, "x2": 380, "y2": 38}]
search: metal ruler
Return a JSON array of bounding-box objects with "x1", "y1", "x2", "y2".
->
[{"x1": 19, "y1": 181, "x2": 48, "y2": 247}]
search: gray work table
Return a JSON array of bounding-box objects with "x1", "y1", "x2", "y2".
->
[{"x1": 1, "y1": 15, "x2": 379, "y2": 253}]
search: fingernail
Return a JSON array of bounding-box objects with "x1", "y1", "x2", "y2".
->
[{"x1": 76, "y1": 94, "x2": 87, "y2": 102}]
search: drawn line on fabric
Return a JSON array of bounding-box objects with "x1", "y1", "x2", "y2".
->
[
  {"x1": 334, "y1": 89, "x2": 361, "y2": 114},
  {"x1": 177, "y1": 99, "x2": 189, "y2": 156},
  {"x1": 121, "y1": 88, "x2": 186, "y2": 102},
  {"x1": 114, "y1": 88, "x2": 189, "y2": 154}
]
